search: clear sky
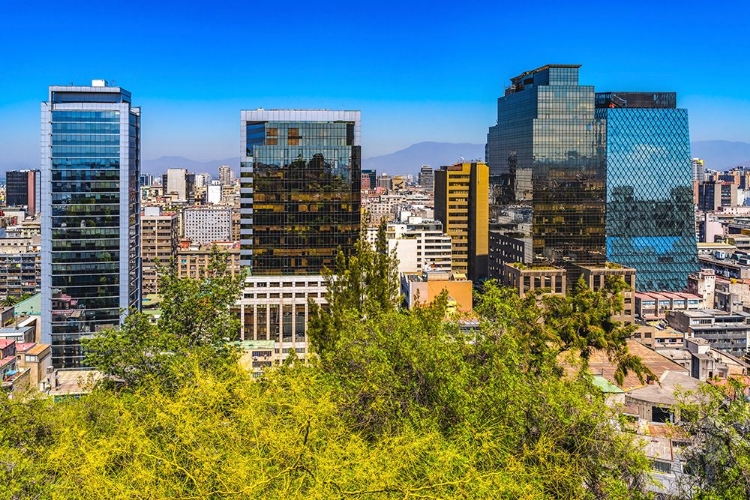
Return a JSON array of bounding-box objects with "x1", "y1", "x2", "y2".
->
[{"x1": 1, "y1": 0, "x2": 749, "y2": 168}]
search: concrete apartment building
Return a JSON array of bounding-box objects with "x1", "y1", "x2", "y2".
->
[
  {"x1": 366, "y1": 217, "x2": 452, "y2": 274},
  {"x1": 177, "y1": 241, "x2": 241, "y2": 280},
  {"x1": 183, "y1": 207, "x2": 232, "y2": 244},
  {"x1": 141, "y1": 207, "x2": 179, "y2": 295}
]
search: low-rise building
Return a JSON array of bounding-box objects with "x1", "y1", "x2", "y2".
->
[
  {"x1": 176, "y1": 241, "x2": 242, "y2": 279},
  {"x1": 501, "y1": 263, "x2": 567, "y2": 297},
  {"x1": 667, "y1": 308, "x2": 750, "y2": 357},
  {"x1": 401, "y1": 271, "x2": 473, "y2": 314}
]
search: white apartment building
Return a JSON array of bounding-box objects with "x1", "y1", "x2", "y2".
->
[
  {"x1": 183, "y1": 207, "x2": 232, "y2": 244},
  {"x1": 366, "y1": 217, "x2": 452, "y2": 273}
]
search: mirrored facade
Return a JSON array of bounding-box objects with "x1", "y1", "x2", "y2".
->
[
  {"x1": 41, "y1": 83, "x2": 141, "y2": 368},
  {"x1": 595, "y1": 92, "x2": 698, "y2": 291},
  {"x1": 487, "y1": 65, "x2": 606, "y2": 274},
  {"x1": 240, "y1": 110, "x2": 361, "y2": 275}
]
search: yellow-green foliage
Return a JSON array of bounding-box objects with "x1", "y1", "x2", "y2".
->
[{"x1": 0, "y1": 243, "x2": 655, "y2": 499}]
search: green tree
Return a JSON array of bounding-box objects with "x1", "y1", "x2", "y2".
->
[
  {"x1": 678, "y1": 377, "x2": 750, "y2": 499},
  {"x1": 84, "y1": 245, "x2": 244, "y2": 389},
  {"x1": 309, "y1": 220, "x2": 400, "y2": 358}
]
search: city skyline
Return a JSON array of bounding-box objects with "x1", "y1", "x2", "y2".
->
[{"x1": 1, "y1": 1, "x2": 749, "y2": 170}]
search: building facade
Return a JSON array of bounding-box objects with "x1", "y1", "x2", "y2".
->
[
  {"x1": 240, "y1": 109, "x2": 361, "y2": 273},
  {"x1": 41, "y1": 81, "x2": 141, "y2": 368},
  {"x1": 418, "y1": 165, "x2": 434, "y2": 193},
  {"x1": 434, "y1": 161, "x2": 489, "y2": 283},
  {"x1": 239, "y1": 110, "x2": 361, "y2": 359},
  {"x1": 0, "y1": 235, "x2": 41, "y2": 300},
  {"x1": 486, "y1": 64, "x2": 606, "y2": 276},
  {"x1": 218, "y1": 165, "x2": 234, "y2": 185},
  {"x1": 140, "y1": 207, "x2": 179, "y2": 295},
  {"x1": 183, "y1": 207, "x2": 232, "y2": 244},
  {"x1": 595, "y1": 92, "x2": 698, "y2": 291},
  {"x1": 5, "y1": 170, "x2": 39, "y2": 214}
]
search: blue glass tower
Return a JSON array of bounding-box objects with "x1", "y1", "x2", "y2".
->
[
  {"x1": 595, "y1": 92, "x2": 698, "y2": 291},
  {"x1": 41, "y1": 81, "x2": 141, "y2": 368}
]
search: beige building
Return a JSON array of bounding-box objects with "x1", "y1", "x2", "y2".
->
[
  {"x1": 575, "y1": 263, "x2": 636, "y2": 324},
  {"x1": 501, "y1": 263, "x2": 567, "y2": 297},
  {"x1": 16, "y1": 342, "x2": 52, "y2": 388},
  {"x1": 177, "y1": 241, "x2": 241, "y2": 280},
  {"x1": 141, "y1": 207, "x2": 179, "y2": 294},
  {"x1": 239, "y1": 276, "x2": 327, "y2": 363}
]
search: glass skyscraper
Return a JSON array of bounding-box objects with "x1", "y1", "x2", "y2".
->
[
  {"x1": 487, "y1": 65, "x2": 607, "y2": 272},
  {"x1": 41, "y1": 81, "x2": 141, "y2": 368},
  {"x1": 595, "y1": 92, "x2": 698, "y2": 291},
  {"x1": 240, "y1": 110, "x2": 361, "y2": 275}
]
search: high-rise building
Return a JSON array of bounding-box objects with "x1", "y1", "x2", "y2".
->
[
  {"x1": 595, "y1": 92, "x2": 697, "y2": 291},
  {"x1": 486, "y1": 64, "x2": 606, "y2": 278},
  {"x1": 218, "y1": 165, "x2": 234, "y2": 185},
  {"x1": 434, "y1": 161, "x2": 489, "y2": 283},
  {"x1": 6, "y1": 170, "x2": 39, "y2": 214},
  {"x1": 418, "y1": 165, "x2": 434, "y2": 193},
  {"x1": 692, "y1": 158, "x2": 705, "y2": 182},
  {"x1": 239, "y1": 110, "x2": 361, "y2": 359},
  {"x1": 376, "y1": 173, "x2": 393, "y2": 191},
  {"x1": 41, "y1": 80, "x2": 141, "y2": 368},
  {"x1": 141, "y1": 206, "x2": 179, "y2": 295},
  {"x1": 240, "y1": 109, "x2": 361, "y2": 274},
  {"x1": 361, "y1": 169, "x2": 377, "y2": 190},
  {"x1": 163, "y1": 168, "x2": 195, "y2": 203}
]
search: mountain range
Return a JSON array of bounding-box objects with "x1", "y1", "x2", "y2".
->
[{"x1": 3, "y1": 140, "x2": 750, "y2": 180}]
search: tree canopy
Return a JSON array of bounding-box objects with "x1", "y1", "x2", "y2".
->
[{"x1": 0, "y1": 239, "x2": 697, "y2": 499}]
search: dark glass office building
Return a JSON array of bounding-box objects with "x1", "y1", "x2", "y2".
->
[
  {"x1": 487, "y1": 65, "x2": 607, "y2": 272},
  {"x1": 595, "y1": 92, "x2": 698, "y2": 291},
  {"x1": 240, "y1": 110, "x2": 361, "y2": 275},
  {"x1": 41, "y1": 81, "x2": 141, "y2": 368},
  {"x1": 5, "y1": 170, "x2": 39, "y2": 213}
]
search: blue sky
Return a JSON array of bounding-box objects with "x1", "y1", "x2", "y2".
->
[{"x1": 1, "y1": 0, "x2": 749, "y2": 168}]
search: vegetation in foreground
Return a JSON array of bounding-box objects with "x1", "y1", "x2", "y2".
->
[{"x1": 1, "y1": 239, "x2": 748, "y2": 499}]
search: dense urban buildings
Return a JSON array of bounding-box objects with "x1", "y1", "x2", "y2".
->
[
  {"x1": 595, "y1": 92, "x2": 698, "y2": 291},
  {"x1": 434, "y1": 161, "x2": 489, "y2": 283},
  {"x1": 486, "y1": 64, "x2": 607, "y2": 283},
  {"x1": 41, "y1": 80, "x2": 141, "y2": 368},
  {"x1": 5, "y1": 170, "x2": 39, "y2": 214}
]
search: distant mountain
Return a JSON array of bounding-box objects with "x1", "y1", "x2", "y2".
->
[
  {"x1": 362, "y1": 142, "x2": 485, "y2": 176},
  {"x1": 141, "y1": 156, "x2": 240, "y2": 178},
  {"x1": 691, "y1": 141, "x2": 750, "y2": 170}
]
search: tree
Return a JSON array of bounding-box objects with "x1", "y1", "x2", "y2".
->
[
  {"x1": 677, "y1": 377, "x2": 750, "y2": 499},
  {"x1": 84, "y1": 245, "x2": 244, "y2": 389},
  {"x1": 309, "y1": 220, "x2": 400, "y2": 358}
]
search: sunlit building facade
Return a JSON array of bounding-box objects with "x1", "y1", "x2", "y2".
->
[
  {"x1": 238, "y1": 110, "x2": 361, "y2": 361},
  {"x1": 240, "y1": 110, "x2": 361, "y2": 274},
  {"x1": 41, "y1": 81, "x2": 141, "y2": 368},
  {"x1": 486, "y1": 64, "x2": 607, "y2": 279}
]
